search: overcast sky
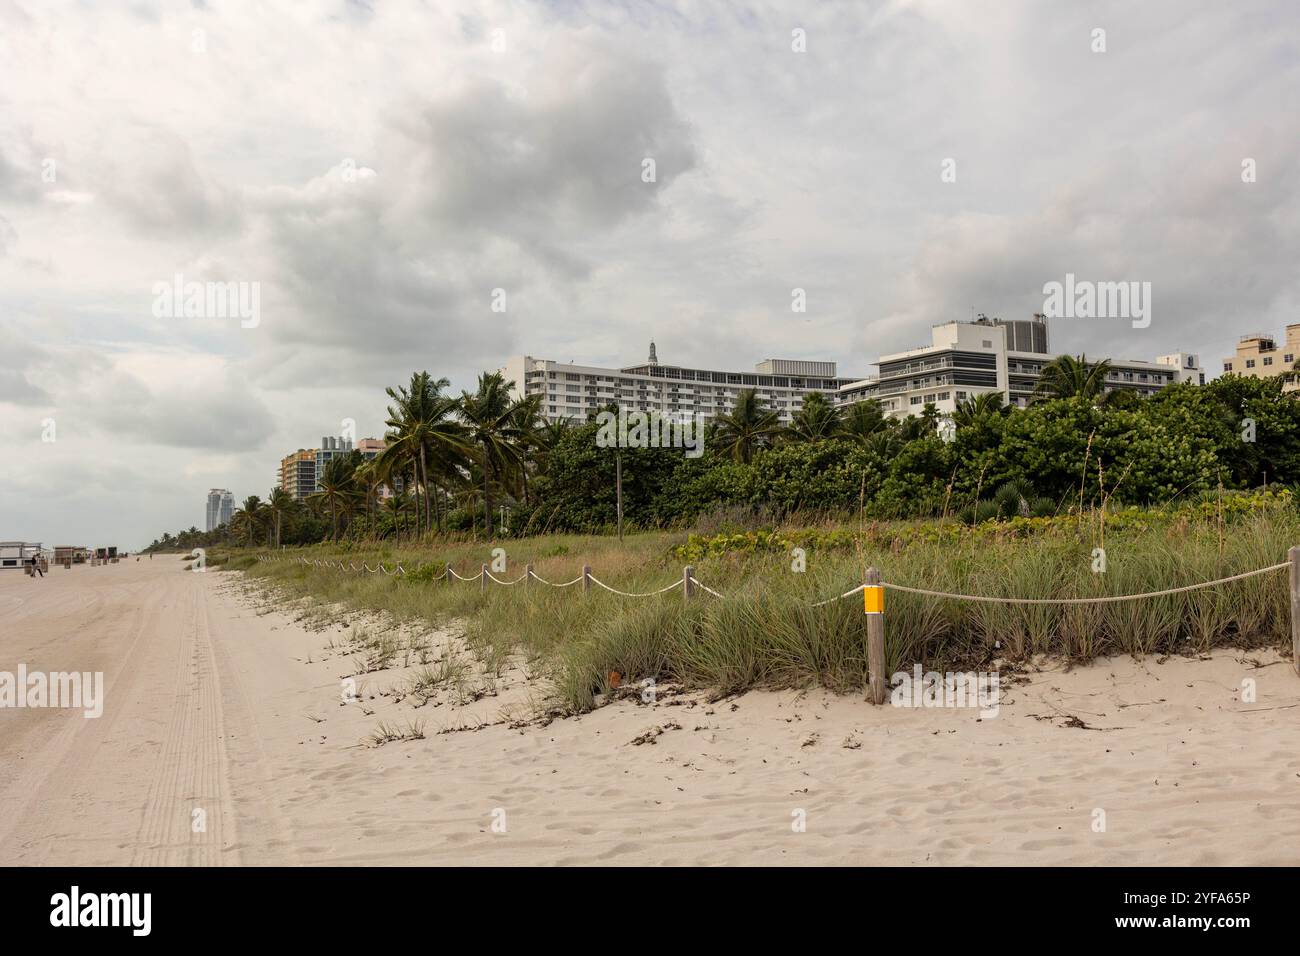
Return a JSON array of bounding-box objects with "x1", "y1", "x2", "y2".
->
[{"x1": 1, "y1": 0, "x2": 1297, "y2": 548}]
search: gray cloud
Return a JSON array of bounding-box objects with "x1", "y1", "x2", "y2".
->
[
  {"x1": 244, "y1": 37, "x2": 698, "y2": 387},
  {"x1": 93, "y1": 123, "x2": 242, "y2": 238},
  {"x1": 0, "y1": 326, "x2": 53, "y2": 404}
]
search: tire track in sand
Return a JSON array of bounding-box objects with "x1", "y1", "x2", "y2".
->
[{"x1": 131, "y1": 573, "x2": 239, "y2": 865}]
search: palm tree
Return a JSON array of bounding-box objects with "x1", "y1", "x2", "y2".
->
[
  {"x1": 265, "y1": 487, "x2": 295, "y2": 549},
  {"x1": 712, "y1": 388, "x2": 781, "y2": 463},
  {"x1": 353, "y1": 460, "x2": 386, "y2": 539},
  {"x1": 839, "y1": 399, "x2": 890, "y2": 442},
  {"x1": 379, "y1": 372, "x2": 469, "y2": 537},
  {"x1": 864, "y1": 430, "x2": 901, "y2": 459},
  {"x1": 381, "y1": 487, "x2": 409, "y2": 541},
  {"x1": 532, "y1": 418, "x2": 572, "y2": 477},
  {"x1": 232, "y1": 495, "x2": 264, "y2": 547},
  {"x1": 896, "y1": 409, "x2": 935, "y2": 442},
  {"x1": 458, "y1": 371, "x2": 530, "y2": 538},
  {"x1": 1032, "y1": 355, "x2": 1112, "y2": 402},
  {"x1": 953, "y1": 391, "x2": 1006, "y2": 428},
  {"x1": 310, "y1": 452, "x2": 359, "y2": 542},
  {"x1": 506, "y1": 394, "x2": 545, "y2": 504},
  {"x1": 1100, "y1": 388, "x2": 1141, "y2": 410},
  {"x1": 785, "y1": 392, "x2": 841, "y2": 442}
]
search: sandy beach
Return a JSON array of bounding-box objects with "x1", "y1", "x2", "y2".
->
[{"x1": 2, "y1": 558, "x2": 1298, "y2": 866}]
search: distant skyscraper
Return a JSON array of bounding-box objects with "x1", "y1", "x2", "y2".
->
[{"x1": 206, "y1": 489, "x2": 234, "y2": 531}]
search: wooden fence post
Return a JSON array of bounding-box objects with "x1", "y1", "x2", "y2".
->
[
  {"x1": 1290, "y1": 547, "x2": 1300, "y2": 676},
  {"x1": 582, "y1": 565, "x2": 591, "y2": 594},
  {"x1": 444, "y1": 564, "x2": 452, "y2": 584},
  {"x1": 683, "y1": 566, "x2": 695, "y2": 600},
  {"x1": 480, "y1": 563, "x2": 488, "y2": 592},
  {"x1": 526, "y1": 563, "x2": 534, "y2": 589},
  {"x1": 865, "y1": 567, "x2": 886, "y2": 705}
]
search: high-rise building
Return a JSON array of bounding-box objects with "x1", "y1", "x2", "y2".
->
[
  {"x1": 205, "y1": 488, "x2": 234, "y2": 531},
  {"x1": 314, "y1": 436, "x2": 353, "y2": 491},
  {"x1": 502, "y1": 345, "x2": 863, "y2": 426},
  {"x1": 279, "y1": 450, "x2": 317, "y2": 501},
  {"x1": 277, "y1": 438, "x2": 386, "y2": 502}
]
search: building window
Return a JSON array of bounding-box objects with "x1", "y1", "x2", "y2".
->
[
  {"x1": 909, "y1": 395, "x2": 922, "y2": 405},
  {"x1": 1264, "y1": 357, "x2": 1273, "y2": 366},
  {"x1": 1224, "y1": 362, "x2": 1233, "y2": 372},
  {"x1": 1246, "y1": 359, "x2": 1256, "y2": 368},
  {"x1": 1287, "y1": 354, "x2": 1295, "y2": 364}
]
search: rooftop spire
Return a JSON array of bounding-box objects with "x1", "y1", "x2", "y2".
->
[{"x1": 648, "y1": 340, "x2": 658, "y2": 365}]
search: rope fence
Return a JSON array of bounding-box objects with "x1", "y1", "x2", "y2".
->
[
  {"x1": 254, "y1": 547, "x2": 1300, "y2": 700},
  {"x1": 254, "y1": 553, "x2": 1291, "y2": 609}
]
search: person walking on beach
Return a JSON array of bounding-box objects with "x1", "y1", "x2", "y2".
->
[{"x1": 30, "y1": 554, "x2": 44, "y2": 578}]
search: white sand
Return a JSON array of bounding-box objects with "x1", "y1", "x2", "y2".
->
[{"x1": 2, "y1": 558, "x2": 1299, "y2": 865}]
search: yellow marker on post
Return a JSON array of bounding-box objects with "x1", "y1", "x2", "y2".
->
[{"x1": 864, "y1": 568, "x2": 885, "y2": 704}]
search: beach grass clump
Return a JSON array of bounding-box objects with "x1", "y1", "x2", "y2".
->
[{"x1": 367, "y1": 719, "x2": 426, "y2": 747}]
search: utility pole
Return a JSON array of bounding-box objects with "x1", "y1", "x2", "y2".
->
[{"x1": 616, "y1": 451, "x2": 624, "y2": 542}]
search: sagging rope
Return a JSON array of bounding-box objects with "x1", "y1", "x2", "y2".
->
[
  {"x1": 485, "y1": 570, "x2": 529, "y2": 585},
  {"x1": 882, "y1": 562, "x2": 1289, "y2": 605},
  {"x1": 529, "y1": 573, "x2": 585, "y2": 588},
  {"x1": 587, "y1": 575, "x2": 683, "y2": 598}
]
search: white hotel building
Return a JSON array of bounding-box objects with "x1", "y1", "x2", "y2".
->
[
  {"x1": 503, "y1": 344, "x2": 863, "y2": 425},
  {"x1": 838, "y1": 314, "x2": 1204, "y2": 419},
  {"x1": 506, "y1": 316, "x2": 1204, "y2": 425}
]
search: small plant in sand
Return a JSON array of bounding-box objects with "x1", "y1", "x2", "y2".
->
[
  {"x1": 406, "y1": 651, "x2": 472, "y2": 705},
  {"x1": 349, "y1": 628, "x2": 400, "y2": 673},
  {"x1": 367, "y1": 720, "x2": 426, "y2": 747}
]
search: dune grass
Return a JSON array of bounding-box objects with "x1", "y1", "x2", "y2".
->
[{"x1": 232, "y1": 501, "x2": 1299, "y2": 713}]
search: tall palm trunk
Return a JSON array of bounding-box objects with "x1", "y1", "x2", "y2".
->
[
  {"x1": 417, "y1": 446, "x2": 430, "y2": 538},
  {"x1": 482, "y1": 444, "x2": 494, "y2": 538}
]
